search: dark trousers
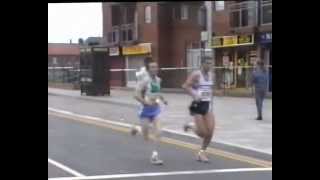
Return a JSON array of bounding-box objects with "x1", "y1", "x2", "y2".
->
[{"x1": 255, "y1": 89, "x2": 266, "y2": 118}]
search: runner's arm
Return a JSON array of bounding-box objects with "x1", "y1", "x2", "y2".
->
[
  {"x1": 158, "y1": 95, "x2": 168, "y2": 105},
  {"x1": 158, "y1": 78, "x2": 168, "y2": 105},
  {"x1": 134, "y1": 81, "x2": 149, "y2": 105},
  {"x1": 182, "y1": 72, "x2": 200, "y2": 101}
]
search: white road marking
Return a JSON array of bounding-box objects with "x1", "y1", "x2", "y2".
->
[
  {"x1": 48, "y1": 158, "x2": 85, "y2": 177},
  {"x1": 48, "y1": 168, "x2": 272, "y2": 180},
  {"x1": 48, "y1": 107, "x2": 271, "y2": 155}
]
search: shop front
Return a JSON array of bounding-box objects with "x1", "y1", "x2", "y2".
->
[
  {"x1": 122, "y1": 43, "x2": 152, "y2": 88},
  {"x1": 211, "y1": 34, "x2": 257, "y2": 89}
]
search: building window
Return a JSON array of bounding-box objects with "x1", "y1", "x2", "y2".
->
[
  {"x1": 52, "y1": 57, "x2": 57, "y2": 65},
  {"x1": 230, "y1": 11, "x2": 240, "y2": 27},
  {"x1": 229, "y1": 1, "x2": 257, "y2": 28},
  {"x1": 110, "y1": 30, "x2": 119, "y2": 44},
  {"x1": 126, "y1": 6, "x2": 135, "y2": 24},
  {"x1": 198, "y1": 6, "x2": 207, "y2": 30},
  {"x1": 173, "y1": 5, "x2": 181, "y2": 20},
  {"x1": 261, "y1": 0, "x2": 272, "y2": 24},
  {"x1": 215, "y1": 1, "x2": 225, "y2": 11},
  {"x1": 122, "y1": 30, "x2": 127, "y2": 41},
  {"x1": 108, "y1": 32, "x2": 112, "y2": 43},
  {"x1": 112, "y1": 32, "x2": 116, "y2": 42},
  {"x1": 241, "y1": 9, "x2": 249, "y2": 26},
  {"x1": 181, "y1": 5, "x2": 188, "y2": 20},
  {"x1": 128, "y1": 29, "x2": 133, "y2": 41},
  {"x1": 111, "y1": 5, "x2": 121, "y2": 26},
  {"x1": 145, "y1": 6, "x2": 151, "y2": 23}
]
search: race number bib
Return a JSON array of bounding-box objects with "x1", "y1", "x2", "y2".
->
[{"x1": 199, "y1": 89, "x2": 212, "y2": 101}]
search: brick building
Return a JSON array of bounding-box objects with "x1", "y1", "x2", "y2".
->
[
  {"x1": 103, "y1": 2, "x2": 204, "y2": 88},
  {"x1": 48, "y1": 43, "x2": 80, "y2": 68},
  {"x1": 102, "y1": 1, "x2": 272, "y2": 91},
  {"x1": 211, "y1": 0, "x2": 272, "y2": 92}
]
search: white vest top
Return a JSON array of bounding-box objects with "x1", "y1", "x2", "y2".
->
[{"x1": 193, "y1": 70, "x2": 214, "y2": 101}]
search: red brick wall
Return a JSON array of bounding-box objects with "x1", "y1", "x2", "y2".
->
[
  {"x1": 137, "y1": 2, "x2": 159, "y2": 63},
  {"x1": 102, "y1": 3, "x2": 112, "y2": 37},
  {"x1": 157, "y1": 3, "x2": 202, "y2": 87},
  {"x1": 212, "y1": 10, "x2": 231, "y2": 36},
  {"x1": 157, "y1": 4, "x2": 172, "y2": 68}
]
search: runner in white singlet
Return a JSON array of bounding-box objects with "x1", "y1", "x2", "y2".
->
[{"x1": 182, "y1": 57, "x2": 216, "y2": 163}]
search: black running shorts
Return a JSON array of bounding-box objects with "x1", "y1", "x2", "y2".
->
[{"x1": 189, "y1": 101, "x2": 210, "y2": 116}]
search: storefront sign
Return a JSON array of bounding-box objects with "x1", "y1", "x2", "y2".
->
[
  {"x1": 211, "y1": 34, "x2": 254, "y2": 48},
  {"x1": 201, "y1": 31, "x2": 208, "y2": 41},
  {"x1": 238, "y1": 35, "x2": 253, "y2": 44},
  {"x1": 122, "y1": 43, "x2": 151, "y2": 55},
  {"x1": 80, "y1": 48, "x2": 91, "y2": 52},
  {"x1": 212, "y1": 37, "x2": 223, "y2": 47},
  {"x1": 260, "y1": 32, "x2": 272, "y2": 43},
  {"x1": 223, "y1": 36, "x2": 238, "y2": 46},
  {"x1": 93, "y1": 47, "x2": 108, "y2": 52},
  {"x1": 109, "y1": 47, "x2": 119, "y2": 56}
]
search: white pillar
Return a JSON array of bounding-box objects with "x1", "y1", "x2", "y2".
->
[{"x1": 205, "y1": 1, "x2": 212, "y2": 50}]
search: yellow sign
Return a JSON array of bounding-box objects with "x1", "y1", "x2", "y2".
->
[
  {"x1": 223, "y1": 36, "x2": 238, "y2": 46},
  {"x1": 122, "y1": 43, "x2": 151, "y2": 55},
  {"x1": 238, "y1": 35, "x2": 253, "y2": 44},
  {"x1": 212, "y1": 37, "x2": 223, "y2": 47},
  {"x1": 211, "y1": 34, "x2": 254, "y2": 48}
]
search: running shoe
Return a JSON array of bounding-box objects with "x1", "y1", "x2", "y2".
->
[
  {"x1": 130, "y1": 125, "x2": 138, "y2": 136},
  {"x1": 150, "y1": 151, "x2": 163, "y2": 165},
  {"x1": 183, "y1": 122, "x2": 193, "y2": 132},
  {"x1": 196, "y1": 150, "x2": 209, "y2": 163},
  {"x1": 255, "y1": 116, "x2": 263, "y2": 120}
]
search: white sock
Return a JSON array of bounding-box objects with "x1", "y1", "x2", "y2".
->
[{"x1": 152, "y1": 150, "x2": 158, "y2": 157}]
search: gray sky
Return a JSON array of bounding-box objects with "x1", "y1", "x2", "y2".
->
[{"x1": 48, "y1": 3, "x2": 102, "y2": 43}]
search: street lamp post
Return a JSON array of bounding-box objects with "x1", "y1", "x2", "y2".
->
[{"x1": 204, "y1": 1, "x2": 215, "y2": 111}]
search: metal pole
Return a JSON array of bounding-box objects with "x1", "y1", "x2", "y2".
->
[{"x1": 205, "y1": 1, "x2": 215, "y2": 112}]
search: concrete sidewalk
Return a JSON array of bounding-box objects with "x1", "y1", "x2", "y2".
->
[{"x1": 48, "y1": 87, "x2": 272, "y2": 155}]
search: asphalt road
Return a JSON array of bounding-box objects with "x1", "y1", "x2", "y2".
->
[
  {"x1": 48, "y1": 114, "x2": 272, "y2": 180},
  {"x1": 48, "y1": 93, "x2": 272, "y2": 155}
]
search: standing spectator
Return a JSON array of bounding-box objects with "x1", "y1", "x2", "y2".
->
[{"x1": 251, "y1": 60, "x2": 268, "y2": 120}]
